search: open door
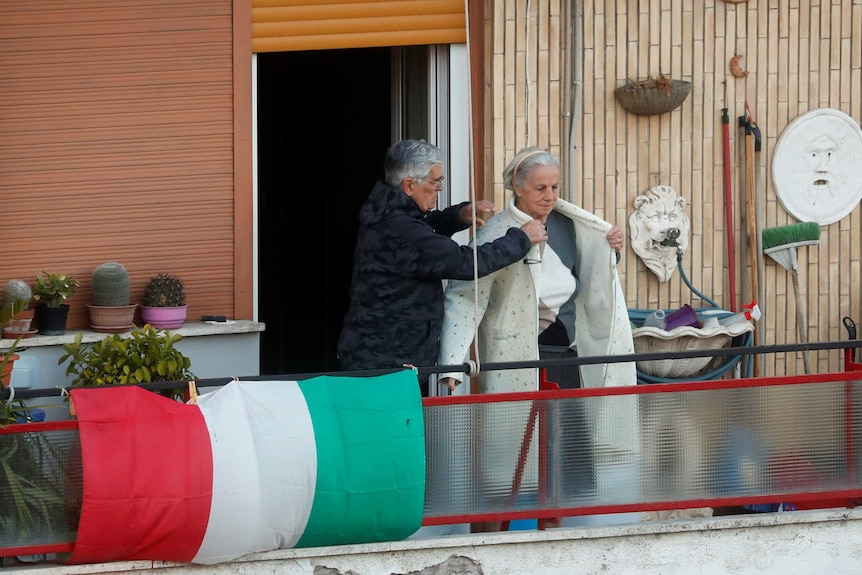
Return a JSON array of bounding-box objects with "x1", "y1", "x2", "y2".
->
[{"x1": 256, "y1": 45, "x2": 470, "y2": 376}]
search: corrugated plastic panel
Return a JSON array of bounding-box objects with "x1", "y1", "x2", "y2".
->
[
  {"x1": 5, "y1": 376, "x2": 862, "y2": 556},
  {"x1": 424, "y1": 378, "x2": 862, "y2": 520},
  {"x1": 0, "y1": 426, "x2": 81, "y2": 550}
]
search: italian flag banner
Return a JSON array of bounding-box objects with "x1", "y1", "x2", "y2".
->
[{"x1": 68, "y1": 370, "x2": 425, "y2": 565}]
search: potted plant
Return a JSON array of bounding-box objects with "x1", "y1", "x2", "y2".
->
[
  {"x1": 87, "y1": 262, "x2": 137, "y2": 333},
  {"x1": 2, "y1": 297, "x2": 73, "y2": 549},
  {"x1": 614, "y1": 74, "x2": 692, "y2": 116},
  {"x1": 0, "y1": 422, "x2": 70, "y2": 550},
  {"x1": 0, "y1": 395, "x2": 70, "y2": 551},
  {"x1": 59, "y1": 324, "x2": 195, "y2": 400},
  {"x1": 140, "y1": 273, "x2": 187, "y2": 329},
  {"x1": 31, "y1": 272, "x2": 80, "y2": 336},
  {"x1": 1, "y1": 280, "x2": 35, "y2": 339},
  {"x1": 0, "y1": 296, "x2": 28, "y2": 387}
]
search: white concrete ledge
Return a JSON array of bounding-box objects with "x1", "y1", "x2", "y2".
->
[
  {"x1": 0, "y1": 321, "x2": 265, "y2": 352},
  {"x1": 7, "y1": 508, "x2": 862, "y2": 574},
  {"x1": 2, "y1": 321, "x2": 264, "y2": 404}
]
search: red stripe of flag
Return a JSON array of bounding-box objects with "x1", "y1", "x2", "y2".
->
[{"x1": 69, "y1": 387, "x2": 214, "y2": 564}]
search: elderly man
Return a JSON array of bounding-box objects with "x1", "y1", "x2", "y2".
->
[{"x1": 337, "y1": 139, "x2": 547, "y2": 395}]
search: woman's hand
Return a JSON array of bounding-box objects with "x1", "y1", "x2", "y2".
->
[
  {"x1": 459, "y1": 200, "x2": 498, "y2": 227},
  {"x1": 439, "y1": 377, "x2": 461, "y2": 392},
  {"x1": 606, "y1": 225, "x2": 625, "y2": 251}
]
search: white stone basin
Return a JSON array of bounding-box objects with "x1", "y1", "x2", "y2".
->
[{"x1": 632, "y1": 321, "x2": 755, "y2": 378}]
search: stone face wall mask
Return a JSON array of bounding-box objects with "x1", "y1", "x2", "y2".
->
[{"x1": 772, "y1": 108, "x2": 862, "y2": 226}]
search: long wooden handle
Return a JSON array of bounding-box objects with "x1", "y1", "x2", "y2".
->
[
  {"x1": 745, "y1": 133, "x2": 760, "y2": 375},
  {"x1": 754, "y1": 149, "x2": 765, "y2": 376},
  {"x1": 792, "y1": 269, "x2": 810, "y2": 374},
  {"x1": 745, "y1": 134, "x2": 758, "y2": 303}
]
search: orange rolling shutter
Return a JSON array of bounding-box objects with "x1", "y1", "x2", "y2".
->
[
  {"x1": 0, "y1": 0, "x2": 247, "y2": 329},
  {"x1": 252, "y1": 0, "x2": 466, "y2": 52}
]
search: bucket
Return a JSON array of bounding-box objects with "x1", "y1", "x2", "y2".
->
[{"x1": 664, "y1": 304, "x2": 702, "y2": 331}]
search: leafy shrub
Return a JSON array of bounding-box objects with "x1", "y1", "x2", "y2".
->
[{"x1": 59, "y1": 325, "x2": 194, "y2": 399}]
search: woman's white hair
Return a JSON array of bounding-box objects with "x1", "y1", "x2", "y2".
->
[{"x1": 502, "y1": 147, "x2": 560, "y2": 191}]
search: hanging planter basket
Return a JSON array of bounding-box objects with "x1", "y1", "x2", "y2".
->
[{"x1": 615, "y1": 77, "x2": 692, "y2": 116}]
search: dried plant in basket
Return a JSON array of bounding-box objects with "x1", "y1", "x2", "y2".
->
[{"x1": 615, "y1": 75, "x2": 692, "y2": 116}]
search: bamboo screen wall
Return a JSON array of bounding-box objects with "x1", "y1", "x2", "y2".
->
[{"x1": 484, "y1": 0, "x2": 862, "y2": 376}]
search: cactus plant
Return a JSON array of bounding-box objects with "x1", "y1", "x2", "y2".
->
[
  {"x1": 88, "y1": 262, "x2": 137, "y2": 333},
  {"x1": 140, "y1": 273, "x2": 187, "y2": 329},
  {"x1": 2, "y1": 280, "x2": 35, "y2": 338},
  {"x1": 143, "y1": 273, "x2": 185, "y2": 307},
  {"x1": 91, "y1": 262, "x2": 130, "y2": 307},
  {"x1": 2, "y1": 280, "x2": 32, "y2": 310}
]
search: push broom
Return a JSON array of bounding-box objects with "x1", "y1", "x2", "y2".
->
[{"x1": 762, "y1": 222, "x2": 821, "y2": 374}]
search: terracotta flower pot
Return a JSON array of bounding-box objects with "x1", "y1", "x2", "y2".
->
[
  {"x1": 88, "y1": 304, "x2": 138, "y2": 333},
  {"x1": 2, "y1": 308, "x2": 36, "y2": 339},
  {"x1": 140, "y1": 305, "x2": 188, "y2": 330},
  {"x1": 1, "y1": 353, "x2": 19, "y2": 388}
]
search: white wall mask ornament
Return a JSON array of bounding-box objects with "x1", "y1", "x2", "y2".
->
[{"x1": 772, "y1": 108, "x2": 862, "y2": 226}]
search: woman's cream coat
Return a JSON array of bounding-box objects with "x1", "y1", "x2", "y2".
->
[{"x1": 439, "y1": 197, "x2": 636, "y2": 392}]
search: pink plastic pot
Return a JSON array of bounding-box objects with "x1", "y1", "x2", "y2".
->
[{"x1": 140, "y1": 305, "x2": 188, "y2": 330}]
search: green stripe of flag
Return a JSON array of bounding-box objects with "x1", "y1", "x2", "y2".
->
[{"x1": 295, "y1": 370, "x2": 426, "y2": 547}]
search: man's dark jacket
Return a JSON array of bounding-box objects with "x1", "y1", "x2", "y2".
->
[{"x1": 337, "y1": 180, "x2": 531, "y2": 373}]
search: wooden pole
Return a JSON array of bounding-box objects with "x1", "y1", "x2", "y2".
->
[
  {"x1": 744, "y1": 128, "x2": 760, "y2": 375},
  {"x1": 753, "y1": 137, "x2": 765, "y2": 376}
]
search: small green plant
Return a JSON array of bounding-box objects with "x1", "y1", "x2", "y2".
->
[
  {"x1": 1, "y1": 295, "x2": 27, "y2": 389},
  {"x1": 0, "y1": 426, "x2": 69, "y2": 547},
  {"x1": 143, "y1": 273, "x2": 185, "y2": 307},
  {"x1": 32, "y1": 272, "x2": 80, "y2": 308},
  {"x1": 59, "y1": 325, "x2": 194, "y2": 399},
  {"x1": 91, "y1": 262, "x2": 130, "y2": 306},
  {"x1": 1, "y1": 288, "x2": 70, "y2": 550}
]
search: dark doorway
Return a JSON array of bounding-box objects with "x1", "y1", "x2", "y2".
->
[{"x1": 257, "y1": 49, "x2": 391, "y2": 375}]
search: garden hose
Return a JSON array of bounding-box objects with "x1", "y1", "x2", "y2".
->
[{"x1": 629, "y1": 255, "x2": 753, "y2": 382}]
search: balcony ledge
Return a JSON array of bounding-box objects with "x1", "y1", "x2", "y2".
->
[{"x1": 0, "y1": 320, "x2": 265, "y2": 352}]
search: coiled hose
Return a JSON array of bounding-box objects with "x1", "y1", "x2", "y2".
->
[{"x1": 628, "y1": 258, "x2": 753, "y2": 383}]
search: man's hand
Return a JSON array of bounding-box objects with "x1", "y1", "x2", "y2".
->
[
  {"x1": 458, "y1": 200, "x2": 498, "y2": 227},
  {"x1": 521, "y1": 219, "x2": 549, "y2": 245}
]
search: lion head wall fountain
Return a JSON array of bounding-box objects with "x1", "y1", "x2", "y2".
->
[{"x1": 628, "y1": 185, "x2": 755, "y2": 381}]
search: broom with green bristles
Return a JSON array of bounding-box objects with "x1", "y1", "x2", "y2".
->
[{"x1": 762, "y1": 221, "x2": 821, "y2": 374}]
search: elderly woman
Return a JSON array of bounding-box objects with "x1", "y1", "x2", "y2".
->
[
  {"x1": 439, "y1": 147, "x2": 634, "y2": 391},
  {"x1": 438, "y1": 147, "x2": 636, "y2": 527}
]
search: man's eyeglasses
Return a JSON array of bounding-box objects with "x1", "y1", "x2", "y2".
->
[{"x1": 417, "y1": 175, "x2": 445, "y2": 188}]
